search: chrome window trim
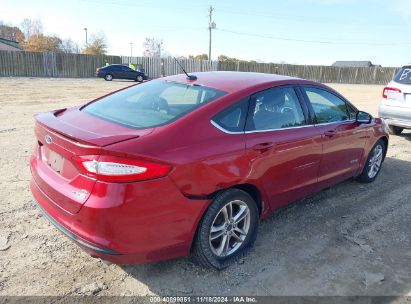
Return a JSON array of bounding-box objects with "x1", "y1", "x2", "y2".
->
[
  {"x1": 313, "y1": 119, "x2": 356, "y2": 126},
  {"x1": 244, "y1": 124, "x2": 313, "y2": 134},
  {"x1": 211, "y1": 119, "x2": 357, "y2": 135},
  {"x1": 210, "y1": 120, "x2": 244, "y2": 134}
]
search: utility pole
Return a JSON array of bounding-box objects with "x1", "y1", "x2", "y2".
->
[
  {"x1": 208, "y1": 6, "x2": 216, "y2": 61},
  {"x1": 84, "y1": 28, "x2": 88, "y2": 45},
  {"x1": 130, "y1": 42, "x2": 133, "y2": 57}
]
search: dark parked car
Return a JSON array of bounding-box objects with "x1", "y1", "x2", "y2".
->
[
  {"x1": 96, "y1": 64, "x2": 147, "y2": 82},
  {"x1": 30, "y1": 72, "x2": 388, "y2": 269}
]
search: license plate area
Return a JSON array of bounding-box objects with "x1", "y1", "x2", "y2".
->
[{"x1": 47, "y1": 150, "x2": 65, "y2": 174}]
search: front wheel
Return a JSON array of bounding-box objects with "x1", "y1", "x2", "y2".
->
[
  {"x1": 193, "y1": 189, "x2": 259, "y2": 270},
  {"x1": 136, "y1": 75, "x2": 144, "y2": 82},
  {"x1": 356, "y1": 139, "x2": 386, "y2": 183}
]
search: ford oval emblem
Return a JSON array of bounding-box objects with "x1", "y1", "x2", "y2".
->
[{"x1": 45, "y1": 135, "x2": 53, "y2": 144}]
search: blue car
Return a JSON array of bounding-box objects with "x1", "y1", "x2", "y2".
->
[{"x1": 96, "y1": 64, "x2": 148, "y2": 82}]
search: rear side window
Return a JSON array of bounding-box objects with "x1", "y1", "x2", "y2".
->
[
  {"x1": 212, "y1": 98, "x2": 249, "y2": 133},
  {"x1": 393, "y1": 67, "x2": 411, "y2": 84},
  {"x1": 303, "y1": 87, "x2": 349, "y2": 124},
  {"x1": 83, "y1": 80, "x2": 227, "y2": 129}
]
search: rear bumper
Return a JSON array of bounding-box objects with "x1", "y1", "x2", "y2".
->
[
  {"x1": 30, "y1": 171, "x2": 210, "y2": 264},
  {"x1": 379, "y1": 103, "x2": 411, "y2": 129},
  {"x1": 36, "y1": 198, "x2": 119, "y2": 256}
]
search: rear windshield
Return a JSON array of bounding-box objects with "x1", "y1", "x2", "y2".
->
[
  {"x1": 82, "y1": 80, "x2": 227, "y2": 129},
  {"x1": 394, "y1": 67, "x2": 411, "y2": 84}
]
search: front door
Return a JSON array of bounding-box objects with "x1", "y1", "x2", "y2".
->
[{"x1": 301, "y1": 86, "x2": 368, "y2": 189}]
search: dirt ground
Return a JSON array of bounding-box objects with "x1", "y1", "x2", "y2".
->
[{"x1": 0, "y1": 77, "x2": 410, "y2": 296}]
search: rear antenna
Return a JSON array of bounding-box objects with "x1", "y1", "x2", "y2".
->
[{"x1": 174, "y1": 57, "x2": 197, "y2": 80}]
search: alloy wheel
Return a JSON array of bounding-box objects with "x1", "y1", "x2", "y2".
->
[
  {"x1": 209, "y1": 200, "x2": 251, "y2": 257},
  {"x1": 368, "y1": 144, "x2": 383, "y2": 178}
]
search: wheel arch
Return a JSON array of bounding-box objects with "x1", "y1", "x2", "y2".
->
[{"x1": 379, "y1": 136, "x2": 389, "y2": 160}]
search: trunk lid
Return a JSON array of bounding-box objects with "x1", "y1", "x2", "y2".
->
[
  {"x1": 386, "y1": 81, "x2": 411, "y2": 108},
  {"x1": 32, "y1": 107, "x2": 154, "y2": 214}
]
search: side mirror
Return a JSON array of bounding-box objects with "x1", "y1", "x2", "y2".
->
[{"x1": 356, "y1": 111, "x2": 372, "y2": 124}]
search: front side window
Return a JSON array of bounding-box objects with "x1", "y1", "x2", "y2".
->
[
  {"x1": 83, "y1": 80, "x2": 227, "y2": 129},
  {"x1": 247, "y1": 87, "x2": 306, "y2": 131},
  {"x1": 121, "y1": 66, "x2": 133, "y2": 72},
  {"x1": 303, "y1": 87, "x2": 349, "y2": 124}
]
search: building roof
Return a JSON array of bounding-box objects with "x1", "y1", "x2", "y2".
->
[
  {"x1": 0, "y1": 37, "x2": 22, "y2": 50},
  {"x1": 332, "y1": 61, "x2": 380, "y2": 68}
]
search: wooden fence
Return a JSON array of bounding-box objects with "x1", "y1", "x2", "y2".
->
[
  {"x1": 219, "y1": 61, "x2": 399, "y2": 85},
  {"x1": 0, "y1": 50, "x2": 399, "y2": 84}
]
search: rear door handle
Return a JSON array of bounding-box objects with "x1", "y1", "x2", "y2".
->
[
  {"x1": 252, "y1": 142, "x2": 275, "y2": 151},
  {"x1": 324, "y1": 130, "x2": 337, "y2": 137}
]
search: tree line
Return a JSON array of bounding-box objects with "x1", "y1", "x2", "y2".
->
[
  {"x1": 0, "y1": 19, "x2": 246, "y2": 61},
  {"x1": 0, "y1": 18, "x2": 106, "y2": 55}
]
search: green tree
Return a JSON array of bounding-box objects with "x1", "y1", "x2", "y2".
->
[
  {"x1": 82, "y1": 34, "x2": 107, "y2": 55},
  {"x1": 218, "y1": 54, "x2": 240, "y2": 63},
  {"x1": 21, "y1": 34, "x2": 62, "y2": 52},
  {"x1": 194, "y1": 54, "x2": 209, "y2": 60}
]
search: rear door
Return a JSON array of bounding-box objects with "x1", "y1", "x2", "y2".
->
[
  {"x1": 300, "y1": 86, "x2": 368, "y2": 189},
  {"x1": 244, "y1": 86, "x2": 322, "y2": 210}
]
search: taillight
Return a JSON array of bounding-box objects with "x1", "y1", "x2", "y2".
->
[
  {"x1": 382, "y1": 87, "x2": 401, "y2": 99},
  {"x1": 72, "y1": 155, "x2": 171, "y2": 182},
  {"x1": 96, "y1": 68, "x2": 101, "y2": 73}
]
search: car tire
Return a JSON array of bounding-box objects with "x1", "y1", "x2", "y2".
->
[
  {"x1": 356, "y1": 139, "x2": 386, "y2": 183},
  {"x1": 104, "y1": 74, "x2": 113, "y2": 81},
  {"x1": 136, "y1": 75, "x2": 144, "y2": 82},
  {"x1": 192, "y1": 188, "x2": 259, "y2": 270},
  {"x1": 388, "y1": 125, "x2": 403, "y2": 135}
]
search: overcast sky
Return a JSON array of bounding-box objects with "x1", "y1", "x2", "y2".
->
[{"x1": 1, "y1": 0, "x2": 410, "y2": 66}]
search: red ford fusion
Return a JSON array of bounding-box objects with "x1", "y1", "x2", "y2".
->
[{"x1": 30, "y1": 72, "x2": 388, "y2": 269}]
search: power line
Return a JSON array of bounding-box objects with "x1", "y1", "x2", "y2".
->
[{"x1": 216, "y1": 28, "x2": 411, "y2": 46}]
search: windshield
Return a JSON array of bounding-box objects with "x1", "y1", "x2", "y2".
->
[
  {"x1": 393, "y1": 67, "x2": 411, "y2": 85},
  {"x1": 82, "y1": 80, "x2": 227, "y2": 129}
]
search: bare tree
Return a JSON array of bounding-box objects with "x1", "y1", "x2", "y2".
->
[
  {"x1": 21, "y1": 18, "x2": 43, "y2": 39},
  {"x1": 143, "y1": 37, "x2": 163, "y2": 58},
  {"x1": 60, "y1": 39, "x2": 79, "y2": 53}
]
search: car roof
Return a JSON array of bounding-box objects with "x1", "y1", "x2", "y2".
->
[
  {"x1": 162, "y1": 71, "x2": 306, "y2": 93},
  {"x1": 104, "y1": 64, "x2": 127, "y2": 68}
]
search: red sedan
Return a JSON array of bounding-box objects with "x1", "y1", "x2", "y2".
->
[{"x1": 30, "y1": 72, "x2": 388, "y2": 269}]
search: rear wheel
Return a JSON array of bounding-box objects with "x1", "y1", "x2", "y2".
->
[
  {"x1": 356, "y1": 139, "x2": 386, "y2": 183},
  {"x1": 388, "y1": 125, "x2": 403, "y2": 135},
  {"x1": 104, "y1": 74, "x2": 113, "y2": 81},
  {"x1": 193, "y1": 189, "x2": 259, "y2": 270}
]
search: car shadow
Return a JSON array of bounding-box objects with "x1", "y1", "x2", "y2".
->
[
  {"x1": 399, "y1": 130, "x2": 411, "y2": 142},
  {"x1": 120, "y1": 156, "x2": 411, "y2": 297}
]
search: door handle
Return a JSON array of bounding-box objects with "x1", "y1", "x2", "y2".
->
[
  {"x1": 252, "y1": 142, "x2": 274, "y2": 151},
  {"x1": 324, "y1": 130, "x2": 337, "y2": 137}
]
